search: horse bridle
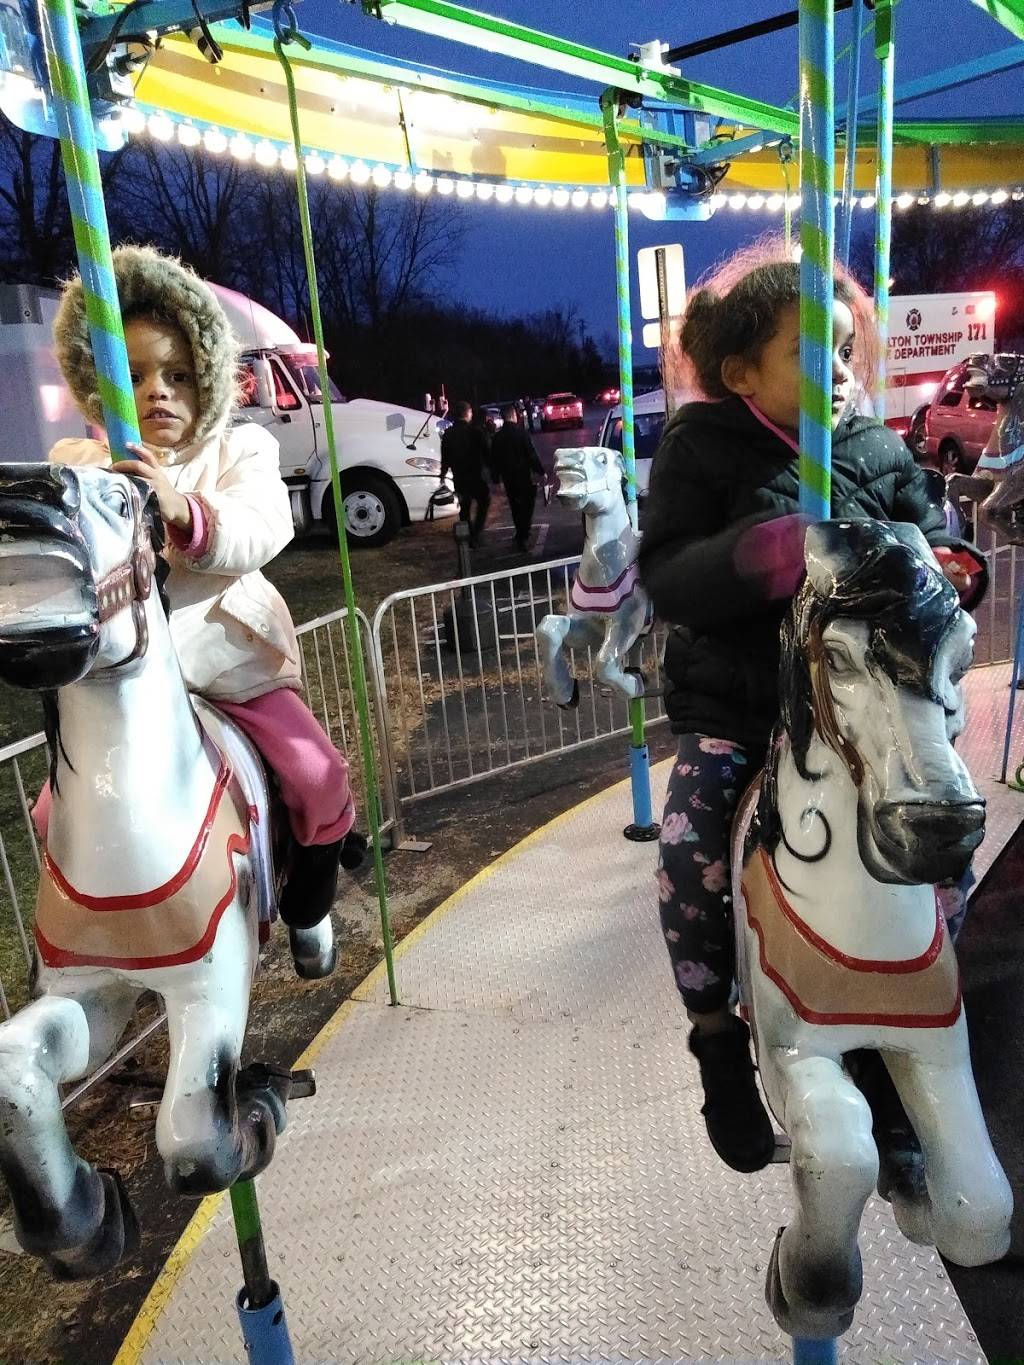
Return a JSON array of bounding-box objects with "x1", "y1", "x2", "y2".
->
[{"x1": 93, "y1": 483, "x2": 157, "y2": 667}]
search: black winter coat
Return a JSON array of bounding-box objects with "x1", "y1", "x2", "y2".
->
[{"x1": 638, "y1": 396, "x2": 986, "y2": 748}]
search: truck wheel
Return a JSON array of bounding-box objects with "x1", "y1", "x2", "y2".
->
[{"x1": 334, "y1": 474, "x2": 402, "y2": 548}]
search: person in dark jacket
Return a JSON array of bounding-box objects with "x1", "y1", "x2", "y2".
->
[
  {"x1": 638, "y1": 259, "x2": 986, "y2": 1176},
  {"x1": 490, "y1": 403, "x2": 546, "y2": 550},
  {"x1": 440, "y1": 400, "x2": 491, "y2": 546}
]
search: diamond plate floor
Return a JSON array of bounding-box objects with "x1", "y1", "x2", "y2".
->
[{"x1": 125, "y1": 665, "x2": 1021, "y2": 1365}]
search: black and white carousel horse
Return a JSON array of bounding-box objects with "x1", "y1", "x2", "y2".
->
[
  {"x1": 732, "y1": 518, "x2": 1012, "y2": 1340},
  {"x1": 0, "y1": 462, "x2": 332, "y2": 1279},
  {"x1": 535, "y1": 446, "x2": 651, "y2": 708}
]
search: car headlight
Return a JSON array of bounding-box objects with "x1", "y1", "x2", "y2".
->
[{"x1": 406, "y1": 457, "x2": 442, "y2": 472}]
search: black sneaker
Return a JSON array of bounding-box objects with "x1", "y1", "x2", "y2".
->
[{"x1": 688, "y1": 1015, "x2": 776, "y2": 1173}]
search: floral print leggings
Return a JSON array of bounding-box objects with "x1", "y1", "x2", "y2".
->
[
  {"x1": 657, "y1": 734, "x2": 764, "y2": 1015},
  {"x1": 657, "y1": 734, "x2": 972, "y2": 1016}
]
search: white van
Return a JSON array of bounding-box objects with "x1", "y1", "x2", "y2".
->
[
  {"x1": 0, "y1": 282, "x2": 456, "y2": 547},
  {"x1": 595, "y1": 387, "x2": 670, "y2": 498}
]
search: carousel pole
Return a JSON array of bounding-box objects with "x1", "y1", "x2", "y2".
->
[
  {"x1": 273, "y1": 7, "x2": 401, "y2": 998},
  {"x1": 873, "y1": 0, "x2": 895, "y2": 419},
  {"x1": 230, "y1": 1179, "x2": 295, "y2": 1364},
  {"x1": 34, "y1": 0, "x2": 140, "y2": 459},
  {"x1": 601, "y1": 88, "x2": 659, "y2": 844},
  {"x1": 837, "y1": 0, "x2": 866, "y2": 266},
  {"x1": 793, "y1": 4, "x2": 838, "y2": 1360}
]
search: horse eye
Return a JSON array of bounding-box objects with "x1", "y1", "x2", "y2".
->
[
  {"x1": 104, "y1": 487, "x2": 132, "y2": 520},
  {"x1": 825, "y1": 646, "x2": 851, "y2": 672}
]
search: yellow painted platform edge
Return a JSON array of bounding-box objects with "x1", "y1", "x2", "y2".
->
[{"x1": 113, "y1": 758, "x2": 671, "y2": 1363}]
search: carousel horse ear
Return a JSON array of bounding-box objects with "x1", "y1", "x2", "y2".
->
[
  {"x1": 803, "y1": 519, "x2": 900, "y2": 596},
  {"x1": 887, "y1": 521, "x2": 940, "y2": 570}
]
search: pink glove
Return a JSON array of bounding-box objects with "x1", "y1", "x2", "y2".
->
[{"x1": 733, "y1": 513, "x2": 810, "y2": 601}]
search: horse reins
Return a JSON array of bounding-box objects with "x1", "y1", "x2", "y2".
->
[{"x1": 93, "y1": 486, "x2": 157, "y2": 666}]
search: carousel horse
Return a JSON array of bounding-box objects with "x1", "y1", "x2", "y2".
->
[
  {"x1": 535, "y1": 446, "x2": 651, "y2": 708},
  {"x1": 0, "y1": 462, "x2": 334, "y2": 1280},
  {"x1": 731, "y1": 518, "x2": 1012, "y2": 1341},
  {"x1": 947, "y1": 351, "x2": 1024, "y2": 538}
]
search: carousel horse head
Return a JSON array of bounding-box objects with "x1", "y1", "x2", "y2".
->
[
  {"x1": 552, "y1": 446, "x2": 627, "y2": 515},
  {"x1": 773, "y1": 518, "x2": 982, "y2": 885},
  {"x1": 0, "y1": 462, "x2": 162, "y2": 690}
]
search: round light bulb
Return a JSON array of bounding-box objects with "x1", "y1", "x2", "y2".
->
[
  {"x1": 203, "y1": 127, "x2": 227, "y2": 154},
  {"x1": 176, "y1": 122, "x2": 200, "y2": 148},
  {"x1": 571, "y1": 188, "x2": 588, "y2": 208},
  {"x1": 475, "y1": 182, "x2": 494, "y2": 201},
  {"x1": 229, "y1": 134, "x2": 253, "y2": 162},
  {"x1": 254, "y1": 139, "x2": 278, "y2": 168},
  {"x1": 371, "y1": 164, "x2": 392, "y2": 188},
  {"x1": 552, "y1": 187, "x2": 570, "y2": 208},
  {"x1": 305, "y1": 152, "x2": 325, "y2": 176},
  {"x1": 328, "y1": 157, "x2": 349, "y2": 181}
]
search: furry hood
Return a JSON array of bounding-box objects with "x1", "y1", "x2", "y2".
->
[{"x1": 53, "y1": 245, "x2": 239, "y2": 444}]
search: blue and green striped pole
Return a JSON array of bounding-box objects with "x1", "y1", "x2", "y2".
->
[
  {"x1": 873, "y1": 0, "x2": 895, "y2": 420},
  {"x1": 35, "y1": 0, "x2": 139, "y2": 459},
  {"x1": 601, "y1": 89, "x2": 657, "y2": 843},
  {"x1": 600, "y1": 91, "x2": 638, "y2": 533},
  {"x1": 838, "y1": 0, "x2": 866, "y2": 266},
  {"x1": 798, "y1": 0, "x2": 835, "y2": 522}
]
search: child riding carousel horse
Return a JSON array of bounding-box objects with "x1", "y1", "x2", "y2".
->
[{"x1": 42, "y1": 245, "x2": 362, "y2": 936}]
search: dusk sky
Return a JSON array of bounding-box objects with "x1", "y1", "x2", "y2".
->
[{"x1": 290, "y1": 1, "x2": 1023, "y2": 350}]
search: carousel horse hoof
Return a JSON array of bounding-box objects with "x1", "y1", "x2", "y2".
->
[
  {"x1": 46, "y1": 1168, "x2": 139, "y2": 1282},
  {"x1": 623, "y1": 667, "x2": 647, "y2": 697},
  {"x1": 557, "y1": 680, "x2": 580, "y2": 711},
  {"x1": 288, "y1": 921, "x2": 337, "y2": 979},
  {"x1": 765, "y1": 1226, "x2": 859, "y2": 1341}
]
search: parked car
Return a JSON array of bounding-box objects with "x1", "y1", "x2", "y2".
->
[
  {"x1": 917, "y1": 359, "x2": 999, "y2": 474},
  {"x1": 480, "y1": 405, "x2": 504, "y2": 433},
  {"x1": 541, "y1": 392, "x2": 584, "y2": 430},
  {"x1": 594, "y1": 385, "x2": 621, "y2": 406},
  {"x1": 596, "y1": 388, "x2": 667, "y2": 498}
]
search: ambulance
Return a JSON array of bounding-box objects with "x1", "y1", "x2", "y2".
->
[{"x1": 885, "y1": 291, "x2": 997, "y2": 436}]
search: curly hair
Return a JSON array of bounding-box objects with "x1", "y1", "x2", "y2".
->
[
  {"x1": 665, "y1": 232, "x2": 881, "y2": 405},
  {"x1": 52, "y1": 245, "x2": 240, "y2": 443}
]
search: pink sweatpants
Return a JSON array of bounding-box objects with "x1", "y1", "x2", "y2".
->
[{"x1": 33, "y1": 689, "x2": 354, "y2": 849}]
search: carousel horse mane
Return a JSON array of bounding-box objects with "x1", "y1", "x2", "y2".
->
[{"x1": 754, "y1": 519, "x2": 960, "y2": 859}]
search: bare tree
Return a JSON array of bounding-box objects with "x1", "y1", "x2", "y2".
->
[
  {"x1": 0, "y1": 125, "x2": 98, "y2": 285},
  {"x1": 852, "y1": 202, "x2": 1024, "y2": 295}
]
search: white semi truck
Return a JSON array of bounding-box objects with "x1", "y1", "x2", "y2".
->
[{"x1": 0, "y1": 281, "x2": 455, "y2": 546}]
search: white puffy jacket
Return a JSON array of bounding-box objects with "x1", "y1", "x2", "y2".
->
[{"x1": 50, "y1": 423, "x2": 301, "y2": 702}]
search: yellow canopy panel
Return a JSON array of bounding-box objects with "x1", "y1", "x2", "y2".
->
[
  {"x1": 724, "y1": 141, "x2": 1024, "y2": 194},
  {"x1": 134, "y1": 35, "x2": 650, "y2": 186}
]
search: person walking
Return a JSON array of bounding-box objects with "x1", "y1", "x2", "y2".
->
[
  {"x1": 440, "y1": 400, "x2": 491, "y2": 546},
  {"x1": 490, "y1": 402, "x2": 545, "y2": 551}
]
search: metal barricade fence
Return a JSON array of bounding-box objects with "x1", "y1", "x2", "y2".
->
[
  {"x1": 0, "y1": 604, "x2": 388, "y2": 1106},
  {"x1": 964, "y1": 506, "x2": 1024, "y2": 667},
  {"x1": 370, "y1": 556, "x2": 668, "y2": 812}
]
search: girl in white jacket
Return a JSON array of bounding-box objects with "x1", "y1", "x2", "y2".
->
[{"x1": 46, "y1": 245, "x2": 358, "y2": 931}]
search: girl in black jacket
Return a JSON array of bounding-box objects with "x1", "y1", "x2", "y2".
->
[{"x1": 638, "y1": 258, "x2": 984, "y2": 1175}]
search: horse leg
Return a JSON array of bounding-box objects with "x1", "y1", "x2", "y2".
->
[
  {"x1": 156, "y1": 909, "x2": 282, "y2": 1197},
  {"x1": 763, "y1": 1052, "x2": 877, "y2": 1340},
  {"x1": 535, "y1": 612, "x2": 596, "y2": 708},
  {"x1": 0, "y1": 979, "x2": 141, "y2": 1278},
  {"x1": 594, "y1": 601, "x2": 648, "y2": 700},
  {"x1": 884, "y1": 1045, "x2": 1012, "y2": 1265}
]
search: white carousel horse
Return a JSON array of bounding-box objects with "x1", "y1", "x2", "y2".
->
[
  {"x1": 946, "y1": 351, "x2": 1024, "y2": 542},
  {"x1": 730, "y1": 518, "x2": 1012, "y2": 1340},
  {"x1": 535, "y1": 446, "x2": 651, "y2": 708},
  {"x1": 0, "y1": 462, "x2": 333, "y2": 1279}
]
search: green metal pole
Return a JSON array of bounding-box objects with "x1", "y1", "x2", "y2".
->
[
  {"x1": 275, "y1": 31, "x2": 398, "y2": 1006},
  {"x1": 873, "y1": 0, "x2": 895, "y2": 419},
  {"x1": 35, "y1": 0, "x2": 140, "y2": 460},
  {"x1": 229, "y1": 1179, "x2": 274, "y2": 1309},
  {"x1": 600, "y1": 90, "x2": 657, "y2": 842}
]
